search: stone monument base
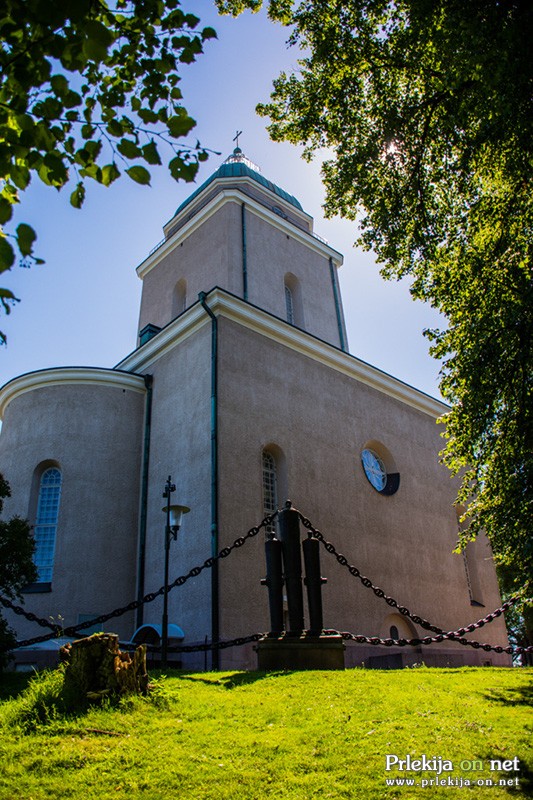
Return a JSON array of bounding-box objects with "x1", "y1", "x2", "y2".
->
[{"x1": 256, "y1": 633, "x2": 345, "y2": 671}]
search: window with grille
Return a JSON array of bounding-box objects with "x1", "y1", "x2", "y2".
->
[
  {"x1": 34, "y1": 467, "x2": 62, "y2": 582},
  {"x1": 285, "y1": 285, "x2": 294, "y2": 325},
  {"x1": 262, "y1": 451, "x2": 278, "y2": 533}
]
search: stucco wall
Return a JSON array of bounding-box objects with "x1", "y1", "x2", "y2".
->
[
  {"x1": 0, "y1": 377, "x2": 145, "y2": 644},
  {"x1": 215, "y1": 318, "x2": 510, "y2": 668},
  {"x1": 137, "y1": 197, "x2": 345, "y2": 351},
  {"x1": 137, "y1": 202, "x2": 242, "y2": 335},
  {"x1": 245, "y1": 211, "x2": 344, "y2": 348},
  {"x1": 138, "y1": 322, "x2": 213, "y2": 658}
]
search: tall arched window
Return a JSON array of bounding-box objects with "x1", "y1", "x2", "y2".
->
[
  {"x1": 285, "y1": 285, "x2": 294, "y2": 325},
  {"x1": 34, "y1": 467, "x2": 62, "y2": 582},
  {"x1": 172, "y1": 278, "x2": 187, "y2": 318},
  {"x1": 262, "y1": 450, "x2": 278, "y2": 534},
  {"x1": 284, "y1": 273, "x2": 304, "y2": 329}
]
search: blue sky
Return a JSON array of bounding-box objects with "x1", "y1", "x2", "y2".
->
[{"x1": 0, "y1": 2, "x2": 444, "y2": 400}]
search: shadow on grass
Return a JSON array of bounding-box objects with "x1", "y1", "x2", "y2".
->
[
  {"x1": 484, "y1": 682, "x2": 533, "y2": 708},
  {"x1": 0, "y1": 671, "x2": 33, "y2": 701},
  {"x1": 1, "y1": 667, "x2": 140, "y2": 733},
  {"x1": 481, "y1": 681, "x2": 533, "y2": 796},
  {"x1": 174, "y1": 670, "x2": 296, "y2": 689},
  {"x1": 477, "y1": 753, "x2": 533, "y2": 797}
]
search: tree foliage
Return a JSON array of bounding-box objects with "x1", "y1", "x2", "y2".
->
[
  {"x1": 0, "y1": 0, "x2": 217, "y2": 340},
  {"x1": 218, "y1": 0, "x2": 533, "y2": 594},
  {"x1": 0, "y1": 473, "x2": 36, "y2": 669}
]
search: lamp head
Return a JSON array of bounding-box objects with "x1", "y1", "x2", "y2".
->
[{"x1": 163, "y1": 503, "x2": 190, "y2": 536}]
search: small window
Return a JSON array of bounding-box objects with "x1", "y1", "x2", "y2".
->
[
  {"x1": 34, "y1": 467, "x2": 62, "y2": 582},
  {"x1": 285, "y1": 285, "x2": 294, "y2": 325},
  {"x1": 390, "y1": 625, "x2": 399, "y2": 640},
  {"x1": 262, "y1": 451, "x2": 278, "y2": 534},
  {"x1": 172, "y1": 278, "x2": 187, "y2": 318},
  {"x1": 283, "y1": 273, "x2": 304, "y2": 329}
]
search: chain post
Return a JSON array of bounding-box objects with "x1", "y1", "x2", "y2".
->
[
  {"x1": 277, "y1": 500, "x2": 304, "y2": 635},
  {"x1": 302, "y1": 533, "x2": 327, "y2": 635},
  {"x1": 261, "y1": 533, "x2": 284, "y2": 634}
]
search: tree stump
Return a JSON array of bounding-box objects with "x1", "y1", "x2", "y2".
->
[{"x1": 60, "y1": 633, "x2": 149, "y2": 705}]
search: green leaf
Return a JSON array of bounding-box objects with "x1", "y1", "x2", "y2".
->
[
  {"x1": 169, "y1": 157, "x2": 198, "y2": 182},
  {"x1": 106, "y1": 119, "x2": 125, "y2": 137},
  {"x1": 117, "y1": 139, "x2": 142, "y2": 159},
  {"x1": 15, "y1": 114, "x2": 34, "y2": 132},
  {"x1": 126, "y1": 166, "x2": 151, "y2": 185},
  {"x1": 83, "y1": 20, "x2": 114, "y2": 62},
  {"x1": 167, "y1": 112, "x2": 196, "y2": 138},
  {"x1": 51, "y1": 74, "x2": 69, "y2": 97},
  {"x1": 102, "y1": 163, "x2": 120, "y2": 186},
  {"x1": 0, "y1": 237, "x2": 15, "y2": 272},
  {"x1": 11, "y1": 164, "x2": 31, "y2": 190},
  {"x1": 0, "y1": 287, "x2": 18, "y2": 318},
  {"x1": 70, "y1": 182, "x2": 86, "y2": 209},
  {"x1": 0, "y1": 197, "x2": 13, "y2": 225},
  {"x1": 138, "y1": 108, "x2": 159, "y2": 124},
  {"x1": 15, "y1": 223, "x2": 36, "y2": 257},
  {"x1": 142, "y1": 141, "x2": 161, "y2": 166}
]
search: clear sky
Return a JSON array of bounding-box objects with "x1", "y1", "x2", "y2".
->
[{"x1": 0, "y1": 2, "x2": 444, "y2": 400}]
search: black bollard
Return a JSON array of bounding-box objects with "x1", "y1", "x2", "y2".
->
[
  {"x1": 277, "y1": 501, "x2": 304, "y2": 635},
  {"x1": 303, "y1": 534, "x2": 327, "y2": 635},
  {"x1": 261, "y1": 534, "x2": 284, "y2": 635}
]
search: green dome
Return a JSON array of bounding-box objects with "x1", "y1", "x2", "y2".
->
[{"x1": 174, "y1": 149, "x2": 303, "y2": 216}]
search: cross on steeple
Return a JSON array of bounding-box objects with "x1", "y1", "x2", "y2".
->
[{"x1": 233, "y1": 130, "x2": 243, "y2": 149}]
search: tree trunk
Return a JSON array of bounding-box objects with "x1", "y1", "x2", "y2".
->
[{"x1": 60, "y1": 633, "x2": 149, "y2": 705}]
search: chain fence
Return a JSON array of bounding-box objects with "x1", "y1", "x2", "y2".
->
[
  {"x1": 2, "y1": 506, "x2": 531, "y2": 658},
  {"x1": 3, "y1": 511, "x2": 278, "y2": 649},
  {"x1": 296, "y1": 512, "x2": 526, "y2": 642}
]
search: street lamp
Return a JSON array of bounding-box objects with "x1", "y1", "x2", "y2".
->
[{"x1": 161, "y1": 475, "x2": 190, "y2": 669}]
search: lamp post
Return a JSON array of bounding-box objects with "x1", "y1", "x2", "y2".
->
[{"x1": 161, "y1": 475, "x2": 190, "y2": 669}]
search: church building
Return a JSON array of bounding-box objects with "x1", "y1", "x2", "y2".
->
[{"x1": 0, "y1": 148, "x2": 510, "y2": 669}]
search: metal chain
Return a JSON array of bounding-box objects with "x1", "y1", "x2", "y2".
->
[
  {"x1": 0, "y1": 596, "x2": 62, "y2": 632},
  {"x1": 7, "y1": 507, "x2": 531, "y2": 658},
  {"x1": 119, "y1": 633, "x2": 266, "y2": 654},
  {"x1": 297, "y1": 513, "x2": 523, "y2": 638},
  {"x1": 9, "y1": 511, "x2": 278, "y2": 649},
  {"x1": 322, "y1": 630, "x2": 533, "y2": 656},
  {"x1": 168, "y1": 633, "x2": 264, "y2": 653}
]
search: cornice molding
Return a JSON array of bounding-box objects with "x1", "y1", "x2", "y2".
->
[
  {"x1": 117, "y1": 288, "x2": 448, "y2": 419},
  {"x1": 0, "y1": 367, "x2": 145, "y2": 419},
  {"x1": 136, "y1": 187, "x2": 343, "y2": 281},
  {"x1": 116, "y1": 301, "x2": 208, "y2": 372}
]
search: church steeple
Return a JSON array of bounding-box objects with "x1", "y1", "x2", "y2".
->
[{"x1": 136, "y1": 151, "x2": 348, "y2": 351}]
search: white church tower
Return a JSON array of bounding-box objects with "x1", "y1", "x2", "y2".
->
[{"x1": 0, "y1": 149, "x2": 510, "y2": 669}]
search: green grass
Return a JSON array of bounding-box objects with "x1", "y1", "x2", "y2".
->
[{"x1": 0, "y1": 666, "x2": 531, "y2": 799}]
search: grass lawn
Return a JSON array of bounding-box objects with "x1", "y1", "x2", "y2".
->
[{"x1": 0, "y1": 666, "x2": 531, "y2": 799}]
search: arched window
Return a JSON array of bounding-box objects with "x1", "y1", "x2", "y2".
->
[
  {"x1": 285, "y1": 285, "x2": 294, "y2": 325},
  {"x1": 284, "y1": 273, "x2": 304, "y2": 329},
  {"x1": 262, "y1": 450, "x2": 278, "y2": 534},
  {"x1": 172, "y1": 278, "x2": 187, "y2": 318},
  {"x1": 390, "y1": 625, "x2": 399, "y2": 640},
  {"x1": 34, "y1": 467, "x2": 62, "y2": 582}
]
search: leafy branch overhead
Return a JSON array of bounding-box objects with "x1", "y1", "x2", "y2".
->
[
  {"x1": 0, "y1": 0, "x2": 217, "y2": 321},
  {"x1": 219, "y1": 0, "x2": 533, "y2": 595}
]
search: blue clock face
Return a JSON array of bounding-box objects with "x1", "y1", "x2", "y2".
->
[{"x1": 361, "y1": 448, "x2": 387, "y2": 492}]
